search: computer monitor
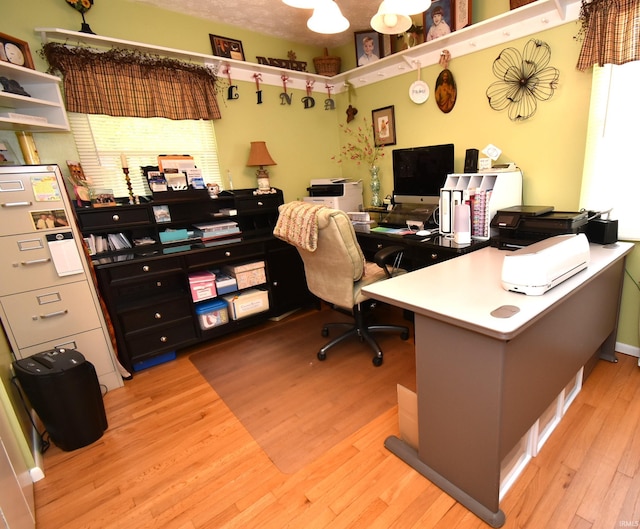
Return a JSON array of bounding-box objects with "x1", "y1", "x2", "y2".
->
[{"x1": 392, "y1": 143, "x2": 454, "y2": 205}]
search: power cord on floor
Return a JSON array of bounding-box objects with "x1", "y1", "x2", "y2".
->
[{"x1": 10, "y1": 375, "x2": 50, "y2": 454}]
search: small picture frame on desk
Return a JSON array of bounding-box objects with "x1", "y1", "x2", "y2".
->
[
  {"x1": 153, "y1": 205, "x2": 171, "y2": 223},
  {"x1": 91, "y1": 189, "x2": 116, "y2": 208},
  {"x1": 0, "y1": 32, "x2": 35, "y2": 69}
]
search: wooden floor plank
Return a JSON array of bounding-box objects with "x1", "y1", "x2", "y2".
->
[{"x1": 33, "y1": 308, "x2": 640, "y2": 529}]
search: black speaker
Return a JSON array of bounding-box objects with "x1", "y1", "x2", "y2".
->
[
  {"x1": 464, "y1": 148, "x2": 479, "y2": 173},
  {"x1": 13, "y1": 348, "x2": 107, "y2": 451},
  {"x1": 586, "y1": 218, "x2": 618, "y2": 244}
]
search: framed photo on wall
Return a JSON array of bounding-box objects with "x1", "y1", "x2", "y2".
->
[
  {"x1": 424, "y1": 0, "x2": 454, "y2": 42},
  {"x1": 0, "y1": 32, "x2": 35, "y2": 69},
  {"x1": 209, "y1": 35, "x2": 245, "y2": 61},
  {"x1": 372, "y1": 106, "x2": 396, "y2": 147},
  {"x1": 354, "y1": 30, "x2": 383, "y2": 67},
  {"x1": 453, "y1": 0, "x2": 472, "y2": 31}
]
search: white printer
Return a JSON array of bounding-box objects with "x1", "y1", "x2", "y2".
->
[{"x1": 304, "y1": 179, "x2": 363, "y2": 212}]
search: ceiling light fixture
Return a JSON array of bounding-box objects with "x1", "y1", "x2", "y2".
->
[
  {"x1": 307, "y1": 0, "x2": 350, "y2": 34},
  {"x1": 370, "y1": 0, "x2": 412, "y2": 35}
]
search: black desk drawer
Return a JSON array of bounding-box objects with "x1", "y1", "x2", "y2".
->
[
  {"x1": 106, "y1": 256, "x2": 184, "y2": 283},
  {"x1": 185, "y1": 242, "x2": 264, "y2": 269},
  {"x1": 77, "y1": 206, "x2": 151, "y2": 230},
  {"x1": 235, "y1": 194, "x2": 282, "y2": 214},
  {"x1": 126, "y1": 318, "x2": 197, "y2": 359},
  {"x1": 120, "y1": 296, "x2": 192, "y2": 333}
]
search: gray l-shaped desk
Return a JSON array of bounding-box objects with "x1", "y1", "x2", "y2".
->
[{"x1": 363, "y1": 242, "x2": 633, "y2": 527}]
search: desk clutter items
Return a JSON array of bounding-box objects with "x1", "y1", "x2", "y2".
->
[
  {"x1": 222, "y1": 260, "x2": 266, "y2": 290},
  {"x1": 491, "y1": 205, "x2": 589, "y2": 250},
  {"x1": 144, "y1": 155, "x2": 206, "y2": 194},
  {"x1": 189, "y1": 270, "x2": 217, "y2": 302},
  {"x1": 195, "y1": 298, "x2": 229, "y2": 330},
  {"x1": 193, "y1": 220, "x2": 241, "y2": 242},
  {"x1": 223, "y1": 288, "x2": 269, "y2": 320},
  {"x1": 501, "y1": 233, "x2": 590, "y2": 295},
  {"x1": 439, "y1": 170, "x2": 523, "y2": 239}
]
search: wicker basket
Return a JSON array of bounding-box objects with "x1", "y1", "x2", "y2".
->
[{"x1": 313, "y1": 48, "x2": 341, "y2": 77}]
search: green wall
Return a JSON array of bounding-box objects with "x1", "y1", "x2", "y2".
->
[{"x1": 3, "y1": 0, "x2": 638, "y2": 349}]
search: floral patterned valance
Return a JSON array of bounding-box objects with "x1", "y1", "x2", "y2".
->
[{"x1": 42, "y1": 42, "x2": 221, "y2": 120}]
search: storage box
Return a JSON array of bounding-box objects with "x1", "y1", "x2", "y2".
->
[
  {"x1": 195, "y1": 299, "x2": 229, "y2": 330},
  {"x1": 133, "y1": 351, "x2": 176, "y2": 372},
  {"x1": 188, "y1": 270, "x2": 217, "y2": 302},
  {"x1": 223, "y1": 288, "x2": 269, "y2": 320},
  {"x1": 212, "y1": 269, "x2": 238, "y2": 295},
  {"x1": 397, "y1": 384, "x2": 418, "y2": 451},
  {"x1": 223, "y1": 261, "x2": 266, "y2": 289}
]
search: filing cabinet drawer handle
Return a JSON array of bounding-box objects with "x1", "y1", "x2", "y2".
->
[
  {"x1": 21, "y1": 258, "x2": 52, "y2": 266},
  {"x1": 257, "y1": 201, "x2": 264, "y2": 206},
  {"x1": 39, "y1": 309, "x2": 68, "y2": 319},
  {"x1": 1, "y1": 201, "x2": 32, "y2": 207},
  {"x1": 112, "y1": 214, "x2": 120, "y2": 222},
  {"x1": 225, "y1": 251, "x2": 231, "y2": 257},
  {"x1": 154, "y1": 312, "x2": 162, "y2": 319},
  {"x1": 143, "y1": 265, "x2": 150, "y2": 272},
  {"x1": 160, "y1": 336, "x2": 167, "y2": 342}
]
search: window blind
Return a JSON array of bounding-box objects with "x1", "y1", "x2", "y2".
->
[
  {"x1": 69, "y1": 113, "x2": 222, "y2": 199},
  {"x1": 579, "y1": 61, "x2": 640, "y2": 241}
]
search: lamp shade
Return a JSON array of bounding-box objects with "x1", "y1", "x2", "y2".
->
[
  {"x1": 247, "y1": 141, "x2": 276, "y2": 167},
  {"x1": 307, "y1": 0, "x2": 350, "y2": 34},
  {"x1": 371, "y1": 0, "x2": 412, "y2": 34}
]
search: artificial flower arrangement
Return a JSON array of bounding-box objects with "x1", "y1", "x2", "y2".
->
[{"x1": 332, "y1": 118, "x2": 384, "y2": 167}]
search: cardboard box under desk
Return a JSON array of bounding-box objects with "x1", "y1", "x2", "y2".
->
[
  {"x1": 223, "y1": 260, "x2": 266, "y2": 289},
  {"x1": 223, "y1": 288, "x2": 269, "y2": 320}
]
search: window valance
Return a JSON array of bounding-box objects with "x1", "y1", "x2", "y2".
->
[
  {"x1": 42, "y1": 42, "x2": 221, "y2": 120},
  {"x1": 576, "y1": 0, "x2": 640, "y2": 71}
]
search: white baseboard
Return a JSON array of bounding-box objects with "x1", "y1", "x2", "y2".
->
[{"x1": 616, "y1": 342, "x2": 640, "y2": 359}]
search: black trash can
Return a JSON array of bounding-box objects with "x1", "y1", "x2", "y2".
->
[{"x1": 13, "y1": 348, "x2": 108, "y2": 451}]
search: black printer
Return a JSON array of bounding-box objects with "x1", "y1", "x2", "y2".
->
[{"x1": 490, "y1": 205, "x2": 588, "y2": 250}]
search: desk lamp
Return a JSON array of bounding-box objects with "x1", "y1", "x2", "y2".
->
[{"x1": 247, "y1": 141, "x2": 277, "y2": 194}]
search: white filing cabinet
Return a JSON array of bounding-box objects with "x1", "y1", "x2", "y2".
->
[{"x1": 0, "y1": 165, "x2": 122, "y2": 391}]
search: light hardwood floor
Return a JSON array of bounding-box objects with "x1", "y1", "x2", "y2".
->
[{"x1": 34, "y1": 310, "x2": 640, "y2": 529}]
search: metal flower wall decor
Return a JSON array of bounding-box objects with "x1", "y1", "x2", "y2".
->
[{"x1": 486, "y1": 39, "x2": 559, "y2": 121}]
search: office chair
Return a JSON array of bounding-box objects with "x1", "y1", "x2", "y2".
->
[{"x1": 274, "y1": 201, "x2": 409, "y2": 366}]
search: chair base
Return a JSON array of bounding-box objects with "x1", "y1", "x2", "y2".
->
[{"x1": 317, "y1": 302, "x2": 410, "y2": 367}]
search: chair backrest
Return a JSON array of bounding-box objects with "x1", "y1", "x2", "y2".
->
[{"x1": 295, "y1": 207, "x2": 366, "y2": 309}]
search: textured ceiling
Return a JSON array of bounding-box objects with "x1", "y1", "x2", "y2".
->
[{"x1": 130, "y1": 0, "x2": 383, "y2": 48}]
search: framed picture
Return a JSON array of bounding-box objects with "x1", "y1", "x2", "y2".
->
[
  {"x1": 424, "y1": 0, "x2": 454, "y2": 42},
  {"x1": 354, "y1": 30, "x2": 383, "y2": 67},
  {"x1": 453, "y1": 0, "x2": 472, "y2": 31},
  {"x1": 0, "y1": 32, "x2": 35, "y2": 69},
  {"x1": 31, "y1": 209, "x2": 69, "y2": 230},
  {"x1": 209, "y1": 35, "x2": 245, "y2": 61},
  {"x1": 372, "y1": 106, "x2": 396, "y2": 147}
]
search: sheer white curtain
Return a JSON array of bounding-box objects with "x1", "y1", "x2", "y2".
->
[{"x1": 579, "y1": 61, "x2": 640, "y2": 241}]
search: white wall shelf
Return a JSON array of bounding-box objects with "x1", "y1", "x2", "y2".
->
[
  {"x1": 0, "y1": 61, "x2": 70, "y2": 132},
  {"x1": 36, "y1": 0, "x2": 580, "y2": 96}
]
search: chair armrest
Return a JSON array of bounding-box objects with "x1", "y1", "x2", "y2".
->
[{"x1": 374, "y1": 245, "x2": 405, "y2": 278}]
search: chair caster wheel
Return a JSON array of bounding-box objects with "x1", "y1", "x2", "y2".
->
[
  {"x1": 318, "y1": 351, "x2": 327, "y2": 361},
  {"x1": 401, "y1": 330, "x2": 409, "y2": 340},
  {"x1": 321, "y1": 328, "x2": 329, "y2": 337},
  {"x1": 372, "y1": 356, "x2": 383, "y2": 367}
]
